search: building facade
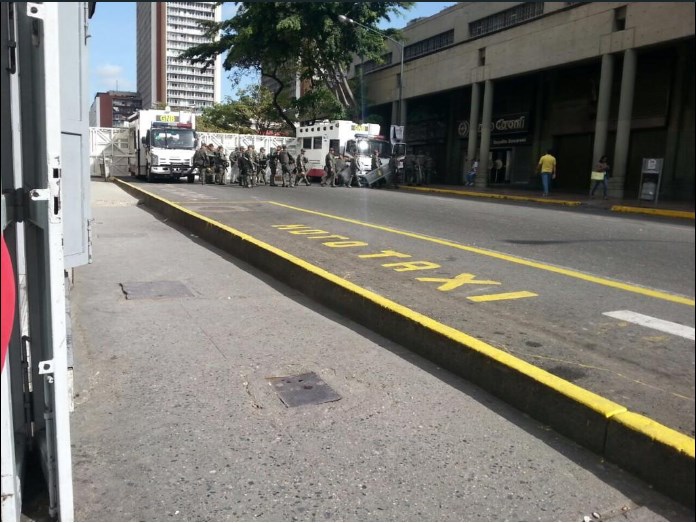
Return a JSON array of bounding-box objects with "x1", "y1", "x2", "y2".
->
[
  {"x1": 136, "y1": 2, "x2": 222, "y2": 113},
  {"x1": 358, "y1": 2, "x2": 695, "y2": 201},
  {"x1": 89, "y1": 90, "x2": 142, "y2": 128}
]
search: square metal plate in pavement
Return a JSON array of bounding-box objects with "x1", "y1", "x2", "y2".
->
[
  {"x1": 120, "y1": 280, "x2": 194, "y2": 300},
  {"x1": 268, "y1": 372, "x2": 342, "y2": 408}
]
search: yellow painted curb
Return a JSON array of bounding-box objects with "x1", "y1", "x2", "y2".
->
[
  {"x1": 401, "y1": 185, "x2": 583, "y2": 206},
  {"x1": 611, "y1": 412, "x2": 695, "y2": 458},
  {"x1": 611, "y1": 205, "x2": 695, "y2": 220}
]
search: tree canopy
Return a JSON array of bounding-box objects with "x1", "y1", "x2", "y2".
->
[
  {"x1": 197, "y1": 85, "x2": 292, "y2": 135},
  {"x1": 180, "y1": 2, "x2": 413, "y2": 132}
]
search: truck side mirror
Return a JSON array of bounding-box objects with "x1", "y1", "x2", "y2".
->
[{"x1": 141, "y1": 136, "x2": 147, "y2": 146}]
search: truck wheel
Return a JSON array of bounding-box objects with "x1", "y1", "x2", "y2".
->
[
  {"x1": 146, "y1": 165, "x2": 154, "y2": 182},
  {"x1": 187, "y1": 171, "x2": 195, "y2": 183}
]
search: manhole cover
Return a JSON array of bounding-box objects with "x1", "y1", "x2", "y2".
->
[
  {"x1": 120, "y1": 281, "x2": 194, "y2": 300},
  {"x1": 267, "y1": 372, "x2": 341, "y2": 408}
]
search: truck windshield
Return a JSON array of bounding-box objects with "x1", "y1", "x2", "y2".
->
[
  {"x1": 349, "y1": 139, "x2": 391, "y2": 158},
  {"x1": 151, "y1": 129, "x2": 195, "y2": 149}
]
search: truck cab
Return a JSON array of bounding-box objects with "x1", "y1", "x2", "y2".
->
[{"x1": 128, "y1": 109, "x2": 198, "y2": 182}]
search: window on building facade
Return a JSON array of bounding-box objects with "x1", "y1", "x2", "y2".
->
[
  {"x1": 613, "y1": 6, "x2": 627, "y2": 31},
  {"x1": 469, "y1": 3, "x2": 544, "y2": 38},
  {"x1": 356, "y1": 52, "x2": 393, "y2": 75},
  {"x1": 404, "y1": 30, "x2": 454, "y2": 60}
]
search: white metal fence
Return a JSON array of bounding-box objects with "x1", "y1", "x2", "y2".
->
[{"x1": 89, "y1": 127, "x2": 131, "y2": 177}]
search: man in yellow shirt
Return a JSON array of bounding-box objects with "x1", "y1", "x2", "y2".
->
[{"x1": 537, "y1": 149, "x2": 557, "y2": 196}]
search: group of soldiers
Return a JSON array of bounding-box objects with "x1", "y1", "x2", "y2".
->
[
  {"x1": 192, "y1": 143, "x2": 230, "y2": 185},
  {"x1": 193, "y1": 143, "x2": 310, "y2": 188},
  {"x1": 192, "y1": 142, "x2": 437, "y2": 188},
  {"x1": 402, "y1": 152, "x2": 435, "y2": 186}
]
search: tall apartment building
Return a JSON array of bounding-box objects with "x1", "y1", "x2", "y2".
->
[{"x1": 136, "y1": 2, "x2": 222, "y2": 113}]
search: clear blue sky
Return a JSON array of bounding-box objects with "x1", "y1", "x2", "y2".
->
[{"x1": 88, "y1": 2, "x2": 457, "y2": 102}]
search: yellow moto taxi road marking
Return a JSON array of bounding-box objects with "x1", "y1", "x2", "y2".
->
[
  {"x1": 273, "y1": 225, "x2": 537, "y2": 300},
  {"x1": 268, "y1": 202, "x2": 694, "y2": 307},
  {"x1": 468, "y1": 291, "x2": 539, "y2": 302}
]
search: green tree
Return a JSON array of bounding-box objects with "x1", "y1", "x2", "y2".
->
[
  {"x1": 291, "y1": 85, "x2": 346, "y2": 122},
  {"x1": 197, "y1": 85, "x2": 294, "y2": 135},
  {"x1": 180, "y1": 2, "x2": 413, "y2": 132}
]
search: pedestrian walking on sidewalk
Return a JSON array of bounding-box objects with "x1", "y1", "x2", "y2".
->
[
  {"x1": 537, "y1": 149, "x2": 557, "y2": 196},
  {"x1": 590, "y1": 156, "x2": 611, "y2": 199},
  {"x1": 465, "y1": 158, "x2": 479, "y2": 186}
]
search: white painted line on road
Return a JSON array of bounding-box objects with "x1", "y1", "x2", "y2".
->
[{"x1": 603, "y1": 310, "x2": 695, "y2": 341}]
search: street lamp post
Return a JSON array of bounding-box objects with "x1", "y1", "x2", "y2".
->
[{"x1": 338, "y1": 14, "x2": 404, "y2": 126}]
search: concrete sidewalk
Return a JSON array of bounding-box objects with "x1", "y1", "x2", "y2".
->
[
  {"x1": 68, "y1": 180, "x2": 693, "y2": 521},
  {"x1": 399, "y1": 184, "x2": 695, "y2": 220}
]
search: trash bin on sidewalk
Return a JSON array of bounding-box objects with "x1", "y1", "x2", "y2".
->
[{"x1": 638, "y1": 158, "x2": 663, "y2": 203}]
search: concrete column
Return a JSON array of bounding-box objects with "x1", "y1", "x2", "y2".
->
[
  {"x1": 592, "y1": 53, "x2": 614, "y2": 165},
  {"x1": 532, "y1": 74, "x2": 544, "y2": 163},
  {"x1": 478, "y1": 79, "x2": 493, "y2": 185},
  {"x1": 466, "y1": 82, "x2": 481, "y2": 177},
  {"x1": 612, "y1": 48, "x2": 637, "y2": 197},
  {"x1": 662, "y1": 43, "x2": 687, "y2": 192}
]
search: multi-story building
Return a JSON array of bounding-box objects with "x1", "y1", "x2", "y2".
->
[
  {"x1": 357, "y1": 2, "x2": 695, "y2": 201},
  {"x1": 136, "y1": 2, "x2": 222, "y2": 113},
  {"x1": 89, "y1": 90, "x2": 142, "y2": 128}
]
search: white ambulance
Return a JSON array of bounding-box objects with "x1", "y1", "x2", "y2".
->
[{"x1": 296, "y1": 120, "x2": 403, "y2": 186}]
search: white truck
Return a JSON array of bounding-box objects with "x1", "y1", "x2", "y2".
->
[
  {"x1": 296, "y1": 120, "x2": 406, "y2": 187},
  {"x1": 127, "y1": 108, "x2": 198, "y2": 182}
]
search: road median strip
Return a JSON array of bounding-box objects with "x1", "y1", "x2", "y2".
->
[{"x1": 114, "y1": 178, "x2": 695, "y2": 508}]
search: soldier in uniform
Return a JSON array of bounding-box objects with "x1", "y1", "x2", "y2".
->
[
  {"x1": 344, "y1": 153, "x2": 358, "y2": 188},
  {"x1": 404, "y1": 153, "x2": 416, "y2": 186},
  {"x1": 246, "y1": 145, "x2": 258, "y2": 186},
  {"x1": 294, "y1": 148, "x2": 310, "y2": 186},
  {"x1": 278, "y1": 144, "x2": 293, "y2": 187},
  {"x1": 321, "y1": 147, "x2": 337, "y2": 187},
  {"x1": 228, "y1": 147, "x2": 240, "y2": 185},
  {"x1": 423, "y1": 151, "x2": 434, "y2": 186},
  {"x1": 268, "y1": 147, "x2": 279, "y2": 186},
  {"x1": 214, "y1": 145, "x2": 228, "y2": 185},
  {"x1": 389, "y1": 153, "x2": 400, "y2": 189},
  {"x1": 193, "y1": 143, "x2": 210, "y2": 184},
  {"x1": 257, "y1": 147, "x2": 268, "y2": 185},
  {"x1": 371, "y1": 149, "x2": 380, "y2": 172},
  {"x1": 203, "y1": 144, "x2": 216, "y2": 184},
  {"x1": 237, "y1": 145, "x2": 253, "y2": 188}
]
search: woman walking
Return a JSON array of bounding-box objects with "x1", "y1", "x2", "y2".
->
[{"x1": 590, "y1": 156, "x2": 611, "y2": 199}]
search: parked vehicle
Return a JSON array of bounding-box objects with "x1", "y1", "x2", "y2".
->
[
  {"x1": 295, "y1": 120, "x2": 406, "y2": 186},
  {"x1": 127, "y1": 109, "x2": 198, "y2": 182}
]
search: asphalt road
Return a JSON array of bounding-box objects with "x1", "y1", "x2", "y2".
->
[{"x1": 123, "y1": 178, "x2": 695, "y2": 438}]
